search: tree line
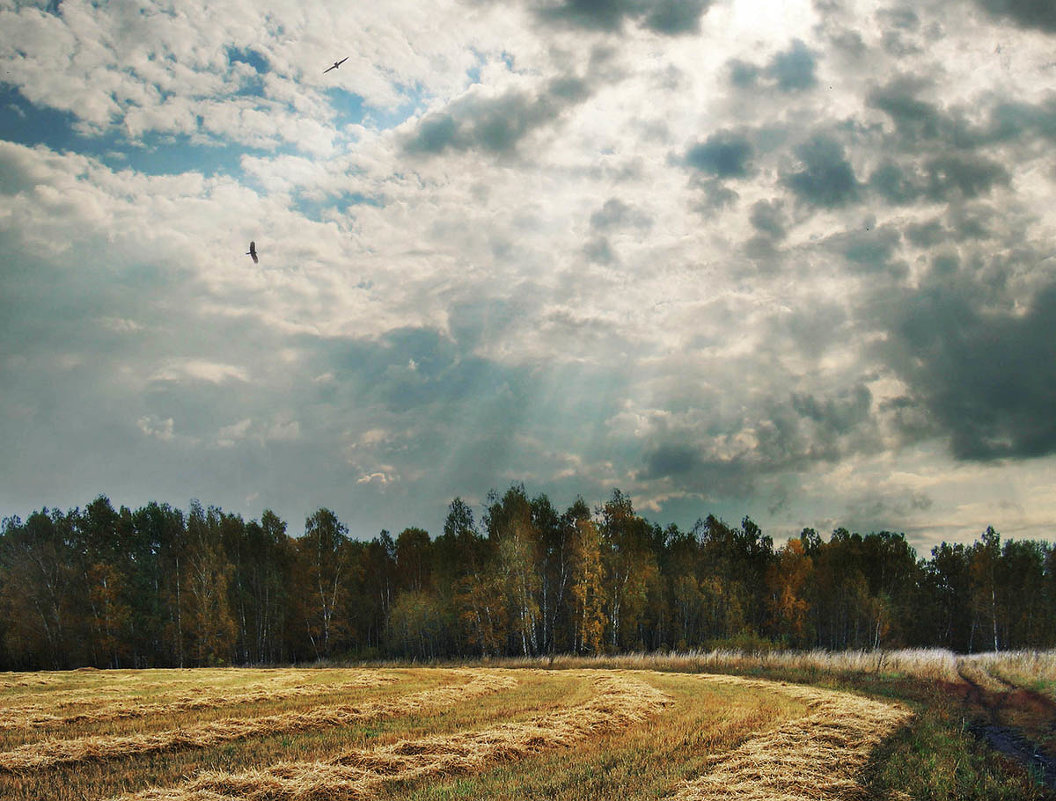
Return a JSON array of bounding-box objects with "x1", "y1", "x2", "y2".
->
[{"x1": 1, "y1": 485, "x2": 1053, "y2": 670}]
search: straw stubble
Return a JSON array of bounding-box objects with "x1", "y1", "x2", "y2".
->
[
  {"x1": 111, "y1": 671, "x2": 673, "y2": 801},
  {"x1": 0, "y1": 671, "x2": 516, "y2": 772},
  {"x1": 674, "y1": 675, "x2": 913, "y2": 801}
]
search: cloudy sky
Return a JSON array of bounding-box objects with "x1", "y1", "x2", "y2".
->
[{"x1": 2, "y1": 0, "x2": 1055, "y2": 550}]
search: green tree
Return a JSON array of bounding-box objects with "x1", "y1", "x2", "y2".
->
[
  {"x1": 182, "y1": 502, "x2": 237, "y2": 666},
  {"x1": 568, "y1": 512, "x2": 606, "y2": 655},
  {"x1": 0, "y1": 510, "x2": 80, "y2": 668},
  {"x1": 766, "y1": 537, "x2": 812, "y2": 645},
  {"x1": 600, "y1": 490, "x2": 661, "y2": 651},
  {"x1": 388, "y1": 589, "x2": 448, "y2": 660},
  {"x1": 969, "y1": 526, "x2": 1002, "y2": 652},
  {"x1": 297, "y1": 508, "x2": 354, "y2": 659}
]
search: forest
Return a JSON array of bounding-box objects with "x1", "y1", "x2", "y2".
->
[{"x1": 0, "y1": 485, "x2": 1052, "y2": 670}]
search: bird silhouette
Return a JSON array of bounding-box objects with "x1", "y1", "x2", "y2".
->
[
  {"x1": 246, "y1": 241, "x2": 258, "y2": 264},
  {"x1": 324, "y1": 57, "x2": 349, "y2": 74}
]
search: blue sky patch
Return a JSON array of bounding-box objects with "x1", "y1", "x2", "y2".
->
[{"x1": 0, "y1": 84, "x2": 267, "y2": 177}]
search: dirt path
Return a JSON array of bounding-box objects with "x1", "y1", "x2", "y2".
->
[
  {"x1": 957, "y1": 661, "x2": 1056, "y2": 790},
  {"x1": 969, "y1": 722, "x2": 1056, "y2": 788}
]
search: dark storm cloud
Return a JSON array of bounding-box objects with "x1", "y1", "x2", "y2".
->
[
  {"x1": 639, "y1": 383, "x2": 880, "y2": 492},
  {"x1": 749, "y1": 199, "x2": 787, "y2": 240},
  {"x1": 767, "y1": 39, "x2": 818, "y2": 92},
  {"x1": 904, "y1": 218, "x2": 948, "y2": 248},
  {"x1": 724, "y1": 40, "x2": 818, "y2": 93},
  {"x1": 880, "y1": 282, "x2": 1056, "y2": 460},
  {"x1": 782, "y1": 134, "x2": 861, "y2": 208},
  {"x1": 824, "y1": 226, "x2": 906, "y2": 276},
  {"x1": 876, "y1": 6, "x2": 927, "y2": 57},
  {"x1": 868, "y1": 77, "x2": 1056, "y2": 155},
  {"x1": 867, "y1": 77, "x2": 960, "y2": 145},
  {"x1": 332, "y1": 326, "x2": 528, "y2": 414},
  {"x1": 988, "y1": 97, "x2": 1056, "y2": 143},
  {"x1": 870, "y1": 154, "x2": 1009, "y2": 205},
  {"x1": 684, "y1": 130, "x2": 753, "y2": 178},
  {"x1": 775, "y1": 301, "x2": 849, "y2": 359},
  {"x1": 743, "y1": 199, "x2": 788, "y2": 270},
  {"x1": 726, "y1": 59, "x2": 760, "y2": 89},
  {"x1": 589, "y1": 198, "x2": 653, "y2": 230},
  {"x1": 877, "y1": 6, "x2": 920, "y2": 30},
  {"x1": 924, "y1": 154, "x2": 1009, "y2": 200},
  {"x1": 974, "y1": 0, "x2": 1056, "y2": 33},
  {"x1": 693, "y1": 179, "x2": 739, "y2": 210},
  {"x1": 644, "y1": 443, "x2": 701, "y2": 478},
  {"x1": 639, "y1": 0, "x2": 711, "y2": 35},
  {"x1": 403, "y1": 75, "x2": 592, "y2": 157},
  {"x1": 869, "y1": 160, "x2": 924, "y2": 204},
  {"x1": 584, "y1": 236, "x2": 617, "y2": 263},
  {"x1": 791, "y1": 383, "x2": 872, "y2": 435},
  {"x1": 534, "y1": 0, "x2": 712, "y2": 35}
]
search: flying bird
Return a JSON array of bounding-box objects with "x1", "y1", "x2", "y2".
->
[
  {"x1": 324, "y1": 57, "x2": 349, "y2": 74},
  {"x1": 246, "y1": 241, "x2": 258, "y2": 264}
]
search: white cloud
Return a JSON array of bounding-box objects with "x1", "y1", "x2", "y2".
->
[
  {"x1": 1, "y1": 0, "x2": 1055, "y2": 546},
  {"x1": 138, "y1": 415, "x2": 175, "y2": 441},
  {"x1": 151, "y1": 359, "x2": 250, "y2": 385}
]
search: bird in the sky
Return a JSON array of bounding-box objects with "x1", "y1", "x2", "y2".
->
[
  {"x1": 246, "y1": 241, "x2": 258, "y2": 264},
  {"x1": 324, "y1": 57, "x2": 349, "y2": 74}
]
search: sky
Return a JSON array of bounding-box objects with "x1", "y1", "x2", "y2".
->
[{"x1": 1, "y1": 0, "x2": 1055, "y2": 552}]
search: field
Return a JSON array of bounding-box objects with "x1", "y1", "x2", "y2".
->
[{"x1": 0, "y1": 652, "x2": 1053, "y2": 800}]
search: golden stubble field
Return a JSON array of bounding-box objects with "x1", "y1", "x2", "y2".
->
[{"x1": 0, "y1": 660, "x2": 923, "y2": 801}]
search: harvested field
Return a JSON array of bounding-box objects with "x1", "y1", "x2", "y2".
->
[
  {"x1": 0, "y1": 670, "x2": 515, "y2": 771},
  {"x1": 116, "y1": 672, "x2": 673, "y2": 801},
  {"x1": 0, "y1": 663, "x2": 924, "y2": 801},
  {"x1": 673, "y1": 675, "x2": 913, "y2": 801},
  {"x1": 0, "y1": 671, "x2": 398, "y2": 730}
]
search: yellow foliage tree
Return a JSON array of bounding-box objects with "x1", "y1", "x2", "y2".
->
[{"x1": 766, "y1": 537, "x2": 812, "y2": 644}]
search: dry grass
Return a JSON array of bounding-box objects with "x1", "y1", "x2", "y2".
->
[
  {"x1": 0, "y1": 670, "x2": 517, "y2": 772},
  {"x1": 0, "y1": 669, "x2": 312, "y2": 711},
  {"x1": 515, "y1": 648, "x2": 964, "y2": 683},
  {"x1": 0, "y1": 672, "x2": 397, "y2": 730},
  {"x1": 673, "y1": 674, "x2": 914, "y2": 801},
  {"x1": 961, "y1": 651, "x2": 1056, "y2": 697},
  {"x1": 112, "y1": 671, "x2": 673, "y2": 801},
  {"x1": 508, "y1": 647, "x2": 1056, "y2": 689}
]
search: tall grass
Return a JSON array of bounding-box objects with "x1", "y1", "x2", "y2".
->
[{"x1": 499, "y1": 647, "x2": 1056, "y2": 687}]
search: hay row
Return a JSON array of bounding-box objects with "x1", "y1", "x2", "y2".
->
[
  {"x1": 0, "y1": 672, "x2": 398, "y2": 730},
  {"x1": 0, "y1": 671, "x2": 517, "y2": 772},
  {"x1": 112, "y1": 670, "x2": 673, "y2": 801},
  {"x1": 674, "y1": 674, "x2": 913, "y2": 801},
  {"x1": 0, "y1": 670, "x2": 302, "y2": 705}
]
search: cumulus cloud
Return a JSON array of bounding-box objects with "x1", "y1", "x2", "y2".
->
[
  {"x1": 783, "y1": 134, "x2": 861, "y2": 208},
  {"x1": 880, "y1": 282, "x2": 1056, "y2": 461},
  {"x1": 3, "y1": 0, "x2": 1056, "y2": 548},
  {"x1": 683, "y1": 129, "x2": 754, "y2": 177},
  {"x1": 974, "y1": 0, "x2": 1056, "y2": 32},
  {"x1": 403, "y1": 74, "x2": 592, "y2": 157},
  {"x1": 532, "y1": 0, "x2": 714, "y2": 35}
]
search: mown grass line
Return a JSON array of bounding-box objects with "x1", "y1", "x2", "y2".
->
[
  {"x1": 0, "y1": 670, "x2": 517, "y2": 772},
  {"x1": 0, "y1": 669, "x2": 582, "y2": 801},
  {"x1": 496, "y1": 653, "x2": 1056, "y2": 801},
  {"x1": 109, "y1": 671, "x2": 674, "y2": 801},
  {"x1": 0, "y1": 671, "x2": 398, "y2": 733},
  {"x1": 397, "y1": 671, "x2": 807, "y2": 801},
  {"x1": 672, "y1": 675, "x2": 913, "y2": 801}
]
